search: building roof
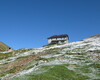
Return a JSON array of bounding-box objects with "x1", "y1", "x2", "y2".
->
[{"x1": 48, "y1": 34, "x2": 69, "y2": 39}]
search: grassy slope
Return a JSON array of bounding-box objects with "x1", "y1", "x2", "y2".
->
[
  {"x1": 0, "y1": 42, "x2": 10, "y2": 51},
  {"x1": 0, "y1": 52, "x2": 13, "y2": 60},
  {"x1": 11, "y1": 65, "x2": 89, "y2": 80},
  {"x1": 0, "y1": 41, "x2": 100, "y2": 80}
]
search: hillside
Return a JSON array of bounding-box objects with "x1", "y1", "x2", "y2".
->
[
  {"x1": 86, "y1": 34, "x2": 100, "y2": 39},
  {"x1": 0, "y1": 34, "x2": 100, "y2": 80},
  {"x1": 0, "y1": 42, "x2": 11, "y2": 51}
]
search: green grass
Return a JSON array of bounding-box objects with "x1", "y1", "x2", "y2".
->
[
  {"x1": 0, "y1": 65, "x2": 25, "y2": 77},
  {"x1": 0, "y1": 48, "x2": 33, "y2": 60},
  {"x1": 11, "y1": 65, "x2": 89, "y2": 80},
  {"x1": 14, "y1": 49, "x2": 32, "y2": 54},
  {"x1": 0, "y1": 52, "x2": 14, "y2": 60},
  {"x1": 65, "y1": 53, "x2": 87, "y2": 55},
  {"x1": 0, "y1": 49, "x2": 28, "y2": 60}
]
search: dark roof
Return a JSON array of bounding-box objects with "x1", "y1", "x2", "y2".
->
[{"x1": 48, "y1": 34, "x2": 69, "y2": 39}]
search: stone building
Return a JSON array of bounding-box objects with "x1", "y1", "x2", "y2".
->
[{"x1": 47, "y1": 34, "x2": 69, "y2": 44}]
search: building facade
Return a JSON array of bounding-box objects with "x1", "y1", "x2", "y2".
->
[{"x1": 48, "y1": 34, "x2": 69, "y2": 44}]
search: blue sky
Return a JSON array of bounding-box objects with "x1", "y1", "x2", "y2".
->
[{"x1": 0, "y1": 0, "x2": 100, "y2": 49}]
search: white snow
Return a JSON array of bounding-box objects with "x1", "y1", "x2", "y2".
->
[{"x1": 41, "y1": 54, "x2": 64, "y2": 58}]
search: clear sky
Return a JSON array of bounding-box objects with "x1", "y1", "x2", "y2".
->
[{"x1": 0, "y1": 0, "x2": 100, "y2": 49}]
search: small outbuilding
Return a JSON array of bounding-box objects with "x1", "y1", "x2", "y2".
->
[{"x1": 47, "y1": 34, "x2": 69, "y2": 44}]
